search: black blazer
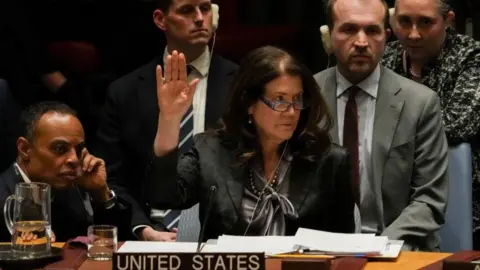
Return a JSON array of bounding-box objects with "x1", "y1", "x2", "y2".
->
[
  {"x1": 0, "y1": 79, "x2": 21, "y2": 173},
  {"x1": 94, "y1": 53, "x2": 238, "y2": 234},
  {"x1": 0, "y1": 164, "x2": 131, "y2": 242},
  {"x1": 146, "y1": 132, "x2": 355, "y2": 241}
]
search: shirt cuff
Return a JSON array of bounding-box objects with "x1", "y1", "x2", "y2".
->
[{"x1": 132, "y1": 225, "x2": 151, "y2": 240}]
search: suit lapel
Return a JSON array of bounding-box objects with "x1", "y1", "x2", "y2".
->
[
  {"x1": 372, "y1": 67, "x2": 404, "y2": 227},
  {"x1": 288, "y1": 159, "x2": 312, "y2": 214},
  {"x1": 205, "y1": 55, "x2": 234, "y2": 129},
  {"x1": 139, "y1": 56, "x2": 162, "y2": 120},
  {"x1": 5, "y1": 165, "x2": 21, "y2": 195},
  {"x1": 138, "y1": 55, "x2": 163, "y2": 140},
  {"x1": 221, "y1": 142, "x2": 246, "y2": 226},
  {"x1": 322, "y1": 70, "x2": 340, "y2": 144},
  {"x1": 225, "y1": 164, "x2": 245, "y2": 225}
]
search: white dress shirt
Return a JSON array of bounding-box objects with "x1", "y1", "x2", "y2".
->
[
  {"x1": 336, "y1": 65, "x2": 380, "y2": 233},
  {"x1": 14, "y1": 162, "x2": 31, "y2": 183},
  {"x1": 163, "y1": 47, "x2": 210, "y2": 134}
]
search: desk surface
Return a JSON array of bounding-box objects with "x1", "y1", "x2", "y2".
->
[
  {"x1": 0, "y1": 242, "x2": 451, "y2": 269},
  {"x1": 78, "y1": 251, "x2": 451, "y2": 270}
]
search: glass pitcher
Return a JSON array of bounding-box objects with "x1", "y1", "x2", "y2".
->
[{"x1": 3, "y1": 182, "x2": 52, "y2": 257}]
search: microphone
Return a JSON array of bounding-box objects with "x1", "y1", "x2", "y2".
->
[{"x1": 196, "y1": 185, "x2": 217, "y2": 252}]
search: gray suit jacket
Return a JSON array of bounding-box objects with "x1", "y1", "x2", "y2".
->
[{"x1": 314, "y1": 66, "x2": 449, "y2": 251}]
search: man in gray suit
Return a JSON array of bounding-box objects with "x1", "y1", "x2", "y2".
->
[{"x1": 315, "y1": 0, "x2": 448, "y2": 251}]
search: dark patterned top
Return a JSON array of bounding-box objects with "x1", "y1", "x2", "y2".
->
[{"x1": 381, "y1": 27, "x2": 480, "y2": 231}]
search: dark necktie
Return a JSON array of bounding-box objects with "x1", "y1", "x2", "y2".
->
[
  {"x1": 179, "y1": 65, "x2": 194, "y2": 153},
  {"x1": 343, "y1": 86, "x2": 360, "y2": 205},
  {"x1": 163, "y1": 65, "x2": 194, "y2": 229}
]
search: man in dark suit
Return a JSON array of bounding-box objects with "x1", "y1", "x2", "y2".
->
[
  {"x1": 94, "y1": 0, "x2": 238, "y2": 241},
  {"x1": 315, "y1": 0, "x2": 448, "y2": 250},
  {"x1": 0, "y1": 102, "x2": 130, "y2": 242}
]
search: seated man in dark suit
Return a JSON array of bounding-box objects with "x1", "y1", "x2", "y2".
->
[
  {"x1": 94, "y1": 0, "x2": 238, "y2": 241},
  {"x1": 0, "y1": 102, "x2": 130, "y2": 242}
]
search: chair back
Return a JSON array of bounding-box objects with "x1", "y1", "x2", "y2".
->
[{"x1": 440, "y1": 143, "x2": 473, "y2": 252}]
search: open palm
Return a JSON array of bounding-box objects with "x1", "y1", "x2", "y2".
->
[{"x1": 156, "y1": 50, "x2": 199, "y2": 118}]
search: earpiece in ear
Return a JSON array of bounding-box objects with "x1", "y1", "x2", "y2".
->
[
  {"x1": 212, "y1": 4, "x2": 219, "y2": 30},
  {"x1": 320, "y1": 25, "x2": 333, "y2": 55}
]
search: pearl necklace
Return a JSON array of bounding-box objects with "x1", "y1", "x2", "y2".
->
[{"x1": 248, "y1": 168, "x2": 279, "y2": 197}]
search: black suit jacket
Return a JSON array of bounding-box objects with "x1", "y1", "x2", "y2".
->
[
  {"x1": 0, "y1": 164, "x2": 131, "y2": 242},
  {"x1": 94, "y1": 53, "x2": 238, "y2": 234},
  {"x1": 0, "y1": 79, "x2": 21, "y2": 173},
  {"x1": 146, "y1": 132, "x2": 355, "y2": 241}
]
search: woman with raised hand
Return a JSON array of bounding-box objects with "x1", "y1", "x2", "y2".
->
[{"x1": 146, "y1": 46, "x2": 355, "y2": 241}]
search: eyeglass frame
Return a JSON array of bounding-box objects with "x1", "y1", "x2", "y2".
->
[{"x1": 258, "y1": 95, "x2": 307, "y2": 112}]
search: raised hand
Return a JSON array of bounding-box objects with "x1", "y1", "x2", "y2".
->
[{"x1": 156, "y1": 50, "x2": 199, "y2": 120}]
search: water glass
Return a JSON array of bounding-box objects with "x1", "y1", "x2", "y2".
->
[{"x1": 87, "y1": 225, "x2": 117, "y2": 261}]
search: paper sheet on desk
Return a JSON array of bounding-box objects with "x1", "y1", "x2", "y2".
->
[
  {"x1": 371, "y1": 240, "x2": 404, "y2": 259},
  {"x1": 205, "y1": 235, "x2": 298, "y2": 255},
  {"x1": 117, "y1": 241, "x2": 200, "y2": 253},
  {"x1": 294, "y1": 228, "x2": 388, "y2": 254}
]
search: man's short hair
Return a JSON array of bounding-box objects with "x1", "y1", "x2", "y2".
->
[
  {"x1": 20, "y1": 101, "x2": 77, "y2": 142},
  {"x1": 155, "y1": 0, "x2": 174, "y2": 12},
  {"x1": 395, "y1": 0, "x2": 452, "y2": 19},
  {"x1": 325, "y1": 0, "x2": 390, "y2": 31}
]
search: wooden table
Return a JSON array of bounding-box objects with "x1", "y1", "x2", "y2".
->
[
  {"x1": 0, "y1": 242, "x2": 452, "y2": 269},
  {"x1": 78, "y1": 251, "x2": 452, "y2": 270}
]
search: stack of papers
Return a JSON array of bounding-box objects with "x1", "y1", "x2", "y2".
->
[
  {"x1": 294, "y1": 228, "x2": 389, "y2": 255},
  {"x1": 205, "y1": 235, "x2": 298, "y2": 256},
  {"x1": 375, "y1": 240, "x2": 404, "y2": 258},
  {"x1": 116, "y1": 228, "x2": 403, "y2": 259},
  {"x1": 118, "y1": 241, "x2": 199, "y2": 253}
]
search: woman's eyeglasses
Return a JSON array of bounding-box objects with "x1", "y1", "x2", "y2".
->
[{"x1": 259, "y1": 96, "x2": 307, "y2": 112}]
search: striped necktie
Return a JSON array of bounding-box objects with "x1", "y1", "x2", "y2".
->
[{"x1": 162, "y1": 65, "x2": 194, "y2": 229}]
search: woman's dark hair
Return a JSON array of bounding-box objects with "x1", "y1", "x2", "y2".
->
[{"x1": 220, "y1": 46, "x2": 333, "y2": 164}]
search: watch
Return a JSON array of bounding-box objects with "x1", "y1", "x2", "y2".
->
[{"x1": 104, "y1": 188, "x2": 117, "y2": 209}]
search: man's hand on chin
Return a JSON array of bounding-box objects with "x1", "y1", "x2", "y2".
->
[
  {"x1": 141, "y1": 226, "x2": 177, "y2": 241},
  {"x1": 75, "y1": 148, "x2": 111, "y2": 202}
]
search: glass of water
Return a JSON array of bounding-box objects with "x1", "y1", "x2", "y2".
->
[{"x1": 87, "y1": 225, "x2": 117, "y2": 261}]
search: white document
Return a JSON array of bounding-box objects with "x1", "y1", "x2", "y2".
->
[
  {"x1": 208, "y1": 235, "x2": 298, "y2": 256},
  {"x1": 117, "y1": 241, "x2": 199, "y2": 253},
  {"x1": 294, "y1": 228, "x2": 387, "y2": 255},
  {"x1": 371, "y1": 240, "x2": 404, "y2": 258}
]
